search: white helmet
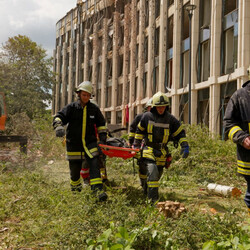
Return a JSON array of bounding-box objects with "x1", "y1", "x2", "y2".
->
[
  {"x1": 75, "y1": 81, "x2": 92, "y2": 94},
  {"x1": 145, "y1": 98, "x2": 153, "y2": 108}
]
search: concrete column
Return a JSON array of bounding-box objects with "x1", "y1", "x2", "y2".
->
[
  {"x1": 210, "y1": 0, "x2": 222, "y2": 78},
  {"x1": 75, "y1": 32, "x2": 80, "y2": 89},
  {"x1": 137, "y1": 0, "x2": 146, "y2": 114},
  {"x1": 209, "y1": 0, "x2": 222, "y2": 134},
  {"x1": 122, "y1": 3, "x2": 131, "y2": 126},
  {"x1": 171, "y1": 1, "x2": 182, "y2": 118},
  {"x1": 61, "y1": 41, "x2": 68, "y2": 107},
  {"x1": 92, "y1": 23, "x2": 98, "y2": 99},
  {"x1": 191, "y1": 0, "x2": 199, "y2": 124},
  {"x1": 55, "y1": 45, "x2": 61, "y2": 112},
  {"x1": 159, "y1": 0, "x2": 167, "y2": 92},
  {"x1": 147, "y1": 0, "x2": 155, "y2": 98},
  {"x1": 101, "y1": 18, "x2": 108, "y2": 111},
  {"x1": 83, "y1": 29, "x2": 90, "y2": 81},
  {"x1": 238, "y1": 0, "x2": 250, "y2": 85},
  {"x1": 111, "y1": 11, "x2": 119, "y2": 124},
  {"x1": 129, "y1": 0, "x2": 137, "y2": 123},
  {"x1": 68, "y1": 38, "x2": 74, "y2": 103}
]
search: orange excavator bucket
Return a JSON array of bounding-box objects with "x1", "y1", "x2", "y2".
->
[{"x1": 0, "y1": 92, "x2": 7, "y2": 130}]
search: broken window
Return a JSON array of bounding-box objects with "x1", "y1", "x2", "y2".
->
[
  {"x1": 105, "y1": 111, "x2": 111, "y2": 124},
  {"x1": 144, "y1": 36, "x2": 148, "y2": 63},
  {"x1": 180, "y1": 3, "x2": 191, "y2": 88},
  {"x1": 136, "y1": 10, "x2": 140, "y2": 35},
  {"x1": 220, "y1": 80, "x2": 237, "y2": 137},
  {"x1": 135, "y1": 77, "x2": 138, "y2": 101},
  {"x1": 221, "y1": 2, "x2": 238, "y2": 75},
  {"x1": 117, "y1": 84, "x2": 123, "y2": 106},
  {"x1": 155, "y1": 27, "x2": 160, "y2": 56},
  {"x1": 107, "y1": 58, "x2": 112, "y2": 80},
  {"x1": 145, "y1": 0, "x2": 149, "y2": 28},
  {"x1": 116, "y1": 111, "x2": 122, "y2": 124},
  {"x1": 168, "y1": 0, "x2": 174, "y2": 7},
  {"x1": 197, "y1": 88, "x2": 209, "y2": 127},
  {"x1": 198, "y1": 0, "x2": 211, "y2": 82},
  {"x1": 166, "y1": 15, "x2": 173, "y2": 89},
  {"x1": 179, "y1": 94, "x2": 189, "y2": 124},
  {"x1": 224, "y1": 0, "x2": 237, "y2": 15},
  {"x1": 153, "y1": 66, "x2": 159, "y2": 94},
  {"x1": 143, "y1": 72, "x2": 147, "y2": 98},
  {"x1": 106, "y1": 82, "x2": 112, "y2": 108},
  {"x1": 118, "y1": 54, "x2": 123, "y2": 77},
  {"x1": 155, "y1": 0, "x2": 160, "y2": 19}
]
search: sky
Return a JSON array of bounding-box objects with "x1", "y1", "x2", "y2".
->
[{"x1": 0, "y1": 0, "x2": 78, "y2": 58}]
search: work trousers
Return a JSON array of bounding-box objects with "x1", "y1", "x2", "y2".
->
[
  {"x1": 243, "y1": 175, "x2": 250, "y2": 208},
  {"x1": 144, "y1": 159, "x2": 164, "y2": 203},
  {"x1": 137, "y1": 159, "x2": 148, "y2": 195},
  {"x1": 69, "y1": 156, "x2": 103, "y2": 192}
]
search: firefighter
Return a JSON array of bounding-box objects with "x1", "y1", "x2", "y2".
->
[
  {"x1": 53, "y1": 81, "x2": 108, "y2": 201},
  {"x1": 80, "y1": 99, "x2": 109, "y2": 185},
  {"x1": 133, "y1": 91, "x2": 189, "y2": 203},
  {"x1": 128, "y1": 98, "x2": 152, "y2": 194},
  {"x1": 223, "y1": 66, "x2": 250, "y2": 216}
]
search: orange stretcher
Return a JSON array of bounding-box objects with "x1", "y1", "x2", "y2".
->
[{"x1": 98, "y1": 144, "x2": 140, "y2": 160}]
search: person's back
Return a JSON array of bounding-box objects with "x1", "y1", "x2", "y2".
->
[{"x1": 223, "y1": 70, "x2": 250, "y2": 216}]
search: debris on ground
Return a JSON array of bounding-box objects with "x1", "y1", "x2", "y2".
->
[
  {"x1": 157, "y1": 201, "x2": 186, "y2": 218},
  {"x1": 206, "y1": 183, "x2": 241, "y2": 198}
]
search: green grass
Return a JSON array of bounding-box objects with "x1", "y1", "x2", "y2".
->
[{"x1": 0, "y1": 124, "x2": 250, "y2": 249}]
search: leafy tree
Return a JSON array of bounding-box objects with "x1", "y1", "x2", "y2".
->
[{"x1": 0, "y1": 35, "x2": 54, "y2": 119}]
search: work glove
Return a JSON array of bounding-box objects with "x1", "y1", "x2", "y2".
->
[
  {"x1": 180, "y1": 142, "x2": 189, "y2": 158},
  {"x1": 55, "y1": 125, "x2": 65, "y2": 137}
]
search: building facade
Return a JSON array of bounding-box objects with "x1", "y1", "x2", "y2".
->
[{"x1": 53, "y1": 0, "x2": 250, "y2": 136}]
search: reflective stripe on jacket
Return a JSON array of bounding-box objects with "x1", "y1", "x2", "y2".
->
[
  {"x1": 224, "y1": 80, "x2": 250, "y2": 175},
  {"x1": 53, "y1": 100, "x2": 107, "y2": 160},
  {"x1": 134, "y1": 108, "x2": 187, "y2": 163}
]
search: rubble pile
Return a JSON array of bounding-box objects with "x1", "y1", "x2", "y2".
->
[{"x1": 157, "y1": 201, "x2": 186, "y2": 218}]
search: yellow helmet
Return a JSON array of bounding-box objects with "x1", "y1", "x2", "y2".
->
[
  {"x1": 75, "y1": 81, "x2": 92, "y2": 94},
  {"x1": 152, "y1": 91, "x2": 169, "y2": 107}
]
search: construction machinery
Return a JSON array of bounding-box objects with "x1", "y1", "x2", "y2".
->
[{"x1": 0, "y1": 92, "x2": 28, "y2": 154}]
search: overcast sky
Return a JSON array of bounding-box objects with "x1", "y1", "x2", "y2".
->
[{"x1": 0, "y1": 0, "x2": 78, "y2": 58}]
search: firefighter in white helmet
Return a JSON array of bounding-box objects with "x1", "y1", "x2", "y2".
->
[
  {"x1": 53, "y1": 81, "x2": 108, "y2": 201},
  {"x1": 133, "y1": 91, "x2": 189, "y2": 204},
  {"x1": 129, "y1": 97, "x2": 153, "y2": 194}
]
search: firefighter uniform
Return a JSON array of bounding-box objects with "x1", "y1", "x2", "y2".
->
[
  {"x1": 224, "y1": 80, "x2": 250, "y2": 212},
  {"x1": 133, "y1": 92, "x2": 189, "y2": 203},
  {"x1": 129, "y1": 98, "x2": 153, "y2": 194},
  {"x1": 53, "y1": 82, "x2": 107, "y2": 199},
  {"x1": 129, "y1": 112, "x2": 147, "y2": 193}
]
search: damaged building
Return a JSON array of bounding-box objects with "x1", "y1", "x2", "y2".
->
[{"x1": 52, "y1": 0, "x2": 250, "y2": 136}]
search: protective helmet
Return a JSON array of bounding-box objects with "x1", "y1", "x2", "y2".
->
[
  {"x1": 152, "y1": 91, "x2": 169, "y2": 107},
  {"x1": 90, "y1": 98, "x2": 99, "y2": 107},
  {"x1": 145, "y1": 97, "x2": 153, "y2": 108},
  {"x1": 75, "y1": 81, "x2": 92, "y2": 94}
]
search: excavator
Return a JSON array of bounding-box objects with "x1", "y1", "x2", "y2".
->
[
  {"x1": 0, "y1": 92, "x2": 28, "y2": 154},
  {"x1": 0, "y1": 92, "x2": 7, "y2": 130}
]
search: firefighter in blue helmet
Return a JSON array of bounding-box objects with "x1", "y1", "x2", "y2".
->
[
  {"x1": 223, "y1": 67, "x2": 250, "y2": 216},
  {"x1": 133, "y1": 91, "x2": 189, "y2": 203},
  {"x1": 129, "y1": 98, "x2": 152, "y2": 194},
  {"x1": 53, "y1": 81, "x2": 108, "y2": 201}
]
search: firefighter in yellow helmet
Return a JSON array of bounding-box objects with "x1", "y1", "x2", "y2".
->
[
  {"x1": 133, "y1": 91, "x2": 189, "y2": 203},
  {"x1": 53, "y1": 81, "x2": 108, "y2": 201},
  {"x1": 224, "y1": 67, "x2": 250, "y2": 216}
]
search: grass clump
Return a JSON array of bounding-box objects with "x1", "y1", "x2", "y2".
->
[{"x1": 0, "y1": 122, "x2": 250, "y2": 249}]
